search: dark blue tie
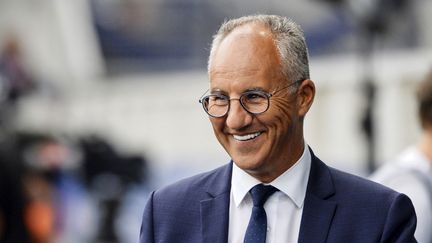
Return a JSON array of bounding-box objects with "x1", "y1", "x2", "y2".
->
[{"x1": 244, "y1": 184, "x2": 278, "y2": 243}]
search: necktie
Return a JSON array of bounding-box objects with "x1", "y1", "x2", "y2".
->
[{"x1": 244, "y1": 184, "x2": 278, "y2": 243}]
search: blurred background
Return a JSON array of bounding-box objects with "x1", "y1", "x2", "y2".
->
[{"x1": 0, "y1": 0, "x2": 431, "y2": 242}]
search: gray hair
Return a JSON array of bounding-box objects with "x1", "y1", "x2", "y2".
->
[{"x1": 208, "y1": 14, "x2": 310, "y2": 83}]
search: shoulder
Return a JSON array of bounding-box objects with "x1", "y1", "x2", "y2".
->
[
  {"x1": 142, "y1": 162, "x2": 232, "y2": 231},
  {"x1": 329, "y1": 166, "x2": 401, "y2": 200},
  {"x1": 309, "y1": 152, "x2": 402, "y2": 203},
  {"x1": 328, "y1": 164, "x2": 417, "y2": 227},
  {"x1": 326, "y1": 163, "x2": 414, "y2": 215},
  {"x1": 303, "y1": 155, "x2": 417, "y2": 242},
  {"x1": 310, "y1": 154, "x2": 411, "y2": 211}
]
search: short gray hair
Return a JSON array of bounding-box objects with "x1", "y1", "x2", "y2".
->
[{"x1": 208, "y1": 14, "x2": 310, "y2": 83}]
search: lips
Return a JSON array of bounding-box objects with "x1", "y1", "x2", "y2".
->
[{"x1": 233, "y1": 132, "x2": 262, "y2": 141}]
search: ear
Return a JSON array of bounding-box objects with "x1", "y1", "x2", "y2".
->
[{"x1": 297, "y1": 79, "x2": 315, "y2": 117}]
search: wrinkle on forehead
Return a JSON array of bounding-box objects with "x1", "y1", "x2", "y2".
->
[{"x1": 209, "y1": 67, "x2": 261, "y2": 78}]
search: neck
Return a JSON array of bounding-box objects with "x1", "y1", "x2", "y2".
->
[{"x1": 252, "y1": 139, "x2": 305, "y2": 183}]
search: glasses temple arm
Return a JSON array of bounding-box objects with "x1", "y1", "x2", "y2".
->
[{"x1": 199, "y1": 89, "x2": 209, "y2": 103}]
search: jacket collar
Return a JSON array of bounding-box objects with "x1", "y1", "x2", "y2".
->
[
  {"x1": 298, "y1": 148, "x2": 337, "y2": 243},
  {"x1": 200, "y1": 163, "x2": 232, "y2": 243}
]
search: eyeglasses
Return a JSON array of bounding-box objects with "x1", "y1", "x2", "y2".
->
[{"x1": 199, "y1": 80, "x2": 302, "y2": 118}]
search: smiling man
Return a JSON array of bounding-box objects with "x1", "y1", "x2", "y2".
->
[{"x1": 140, "y1": 15, "x2": 417, "y2": 243}]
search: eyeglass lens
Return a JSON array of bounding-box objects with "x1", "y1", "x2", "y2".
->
[{"x1": 203, "y1": 91, "x2": 269, "y2": 117}]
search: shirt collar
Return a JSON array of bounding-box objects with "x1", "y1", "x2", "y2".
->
[{"x1": 231, "y1": 144, "x2": 311, "y2": 208}]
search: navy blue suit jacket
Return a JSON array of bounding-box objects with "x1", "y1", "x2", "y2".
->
[{"x1": 140, "y1": 150, "x2": 417, "y2": 243}]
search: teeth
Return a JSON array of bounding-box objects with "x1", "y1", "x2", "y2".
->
[{"x1": 233, "y1": 132, "x2": 261, "y2": 141}]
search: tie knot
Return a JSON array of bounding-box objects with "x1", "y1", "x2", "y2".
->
[{"x1": 249, "y1": 184, "x2": 278, "y2": 207}]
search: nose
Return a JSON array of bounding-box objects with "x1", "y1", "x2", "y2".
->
[{"x1": 225, "y1": 99, "x2": 253, "y2": 130}]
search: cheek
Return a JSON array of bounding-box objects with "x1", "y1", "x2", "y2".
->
[
  {"x1": 266, "y1": 97, "x2": 295, "y2": 128},
  {"x1": 210, "y1": 118, "x2": 226, "y2": 135}
]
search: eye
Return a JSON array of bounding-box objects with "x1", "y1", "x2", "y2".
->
[
  {"x1": 208, "y1": 95, "x2": 228, "y2": 106},
  {"x1": 243, "y1": 92, "x2": 267, "y2": 104}
]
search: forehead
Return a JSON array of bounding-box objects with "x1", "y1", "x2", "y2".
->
[{"x1": 209, "y1": 23, "x2": 283, "y2": 91}]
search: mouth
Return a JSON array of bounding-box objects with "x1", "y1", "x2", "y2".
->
[{"x1": 233, "y1": 132, "x2": 262, "y2": 141}]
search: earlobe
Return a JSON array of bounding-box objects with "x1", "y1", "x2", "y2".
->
[{"x1": 297, "y1": 79, "x2": 315, "y2": 116}]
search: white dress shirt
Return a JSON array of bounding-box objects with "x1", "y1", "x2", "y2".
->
[
  {"x1": 228, "y1": 145, "x2": 311, "y2": 243},
  {"x1": 371, "y1": 146, "x2": 432, "y2": 243}
]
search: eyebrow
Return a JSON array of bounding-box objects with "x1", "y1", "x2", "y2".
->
[
  {"x1": 245, "y1": 87, "x2": 265, "y2": 92},
  {"x1": 209, "y1": 89, "x2": 227, "y2": 96},
  {"x1": 209, "y1": 86, "x2": 266, "y2": 95}
]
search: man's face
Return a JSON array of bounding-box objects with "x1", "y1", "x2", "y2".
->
[{"x1": 208, "y1": 24, "x2": 310, "y2": 182}]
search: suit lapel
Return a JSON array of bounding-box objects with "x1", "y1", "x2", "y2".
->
[
  {"x1": 298, "y1": 149, "x2": 337, "y2": 243},
  {"x1": 200, "y1": 163, "x2": 232, "y2": 243}
]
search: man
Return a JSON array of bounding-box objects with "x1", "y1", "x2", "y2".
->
[
  {"x1": 371, "y1": 70, "x2": 432, "y2": 243},
  {"x1": 140, "y1": 15, "x2": 417, "y2": 243}
]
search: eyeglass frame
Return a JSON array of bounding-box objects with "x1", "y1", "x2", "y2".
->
[{"x1": 198, "y1": 79, "x2": 303, "y2": 118}]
